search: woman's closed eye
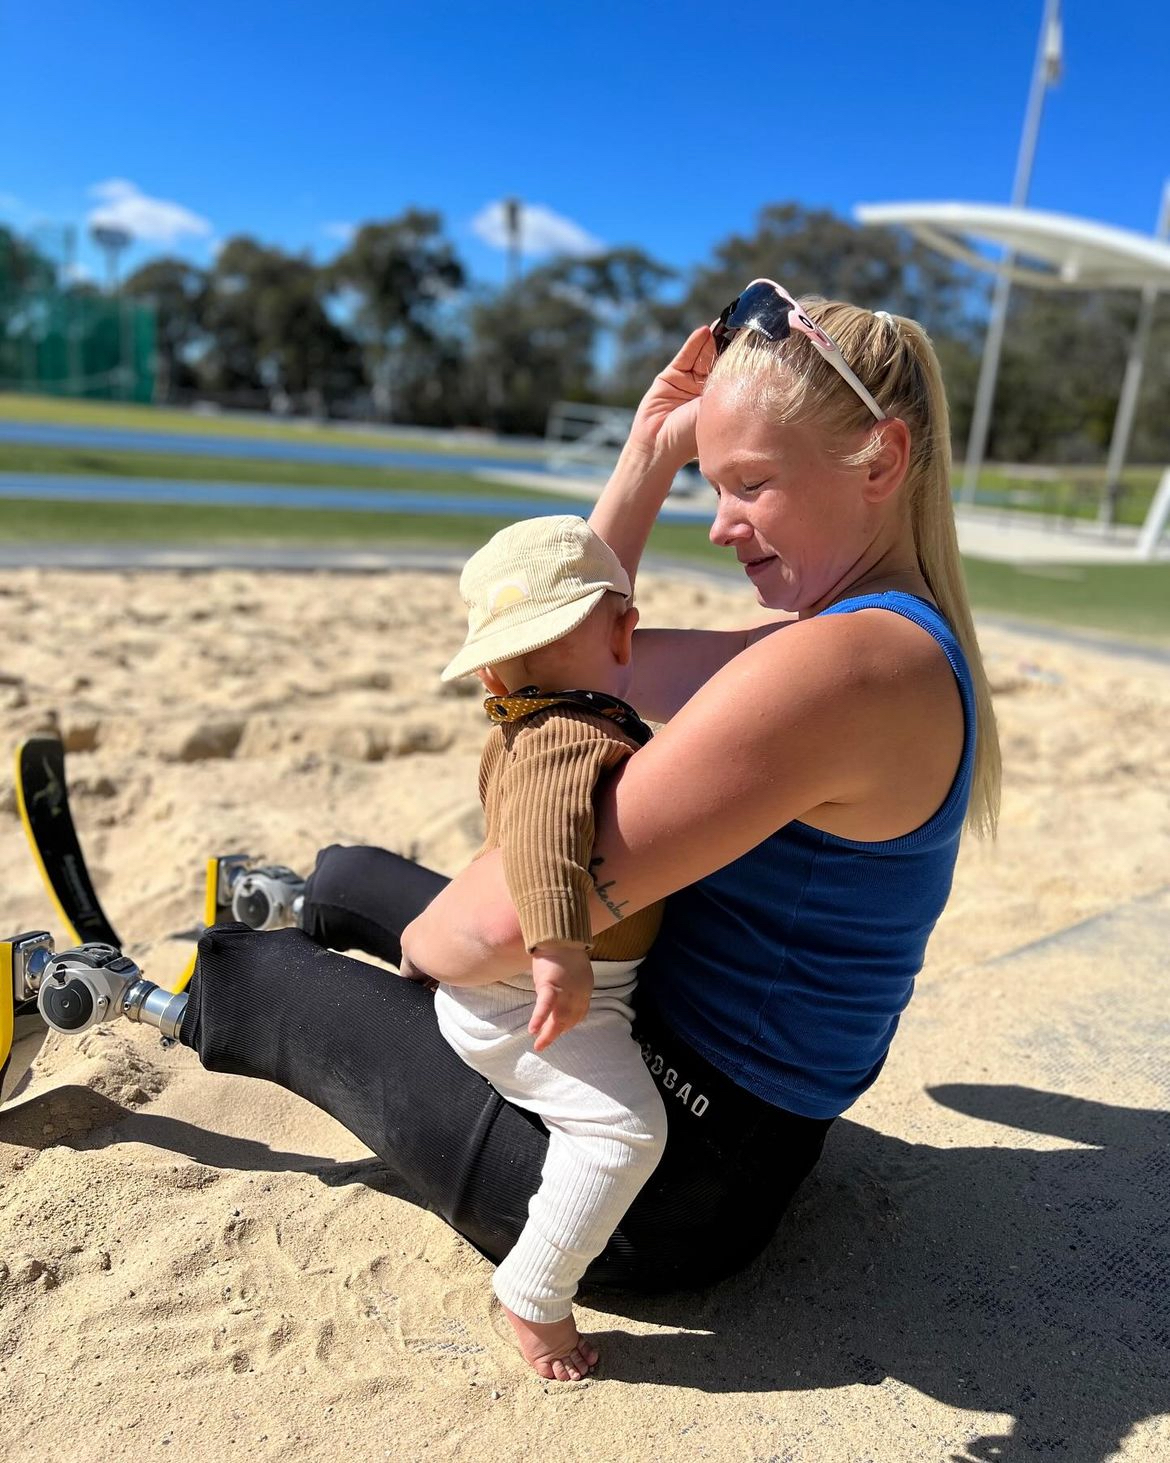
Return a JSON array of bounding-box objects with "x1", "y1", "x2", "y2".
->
[{"x1": 706, "y1": 476, "x2": 769, "y2": 497}]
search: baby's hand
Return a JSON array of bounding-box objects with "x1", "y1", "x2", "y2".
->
[{"x1": 529, "y1": 944, "x2": 593, "y2": 1052}]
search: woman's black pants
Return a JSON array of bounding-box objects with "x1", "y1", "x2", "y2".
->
[{"x1": 179, "y1": 844, "x2": 832, "y2": 1294}]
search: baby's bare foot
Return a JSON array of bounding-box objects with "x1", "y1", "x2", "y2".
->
[{"x1": 502, "y1": 1303, "x2": 598, "y2": 1382}]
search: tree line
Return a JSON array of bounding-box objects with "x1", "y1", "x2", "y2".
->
[{"x1": 4, "y1": 204, "x2": 1169, "y2": 463}]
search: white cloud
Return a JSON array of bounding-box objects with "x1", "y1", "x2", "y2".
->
[
  {"x1": 322, "y1": 221, "x2": 355, "y2": 243},
  {"x1": 63, "y1": 261, "x2": 95, "y2": 284},
  {"x1": 471, "y1": 200, "x2": 603, "y2": 259},
  {"x1": 86, "y1": 178, "x2": 212, "y2": 246},
  {"x1": 0, "y1": 191, "x2": 26, "y2": 216}
]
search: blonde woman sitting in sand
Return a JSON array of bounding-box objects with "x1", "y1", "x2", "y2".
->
[
  {"x1": 171, "y1": 281, "x2": 1002, "y2": 1389},
  {"x1": 426, "y1": 514, "x2": 666, "y2": 1381}
]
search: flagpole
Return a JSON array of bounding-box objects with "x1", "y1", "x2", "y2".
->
[{"x1": 960, "y1": 0, "x2": 1063, "y2": 505}]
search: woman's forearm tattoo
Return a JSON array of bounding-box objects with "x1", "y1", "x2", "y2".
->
[{"x1": 589, "y1": 855, "x2": 629, "y2": 921}]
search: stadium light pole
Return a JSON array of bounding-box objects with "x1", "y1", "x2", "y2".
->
[
  {"x1": 63, "y1": 225, "x2": 83, "y2": 391},
  {"x1": 960, "y1": 0, "x2": 1063, "y2": 505},
  {"x1": 90, "y1": 223, "x2": 133, "y2": 400},
  {"x1": 503, "y1": 197, "x2": 523, "y2": 287},
  {"x1": 90, "y1": 223, "x2": 131, "y2": 293}
]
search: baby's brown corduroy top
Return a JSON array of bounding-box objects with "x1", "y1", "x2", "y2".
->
[{"x1": 474, "y1": 703, "x2": 663, "y2": 965}]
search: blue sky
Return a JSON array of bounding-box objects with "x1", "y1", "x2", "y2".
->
[{"x1": 3, "y1": 0, "x2": 1168, "y2": 292}]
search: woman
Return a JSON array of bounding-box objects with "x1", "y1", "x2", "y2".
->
[{"x1": 181, "y1": 282, "x2": 1000, "y2": 1372}]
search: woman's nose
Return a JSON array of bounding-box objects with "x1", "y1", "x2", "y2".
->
[{"x1": 709, "y1": 497, "x2": 753, "y2": 547}]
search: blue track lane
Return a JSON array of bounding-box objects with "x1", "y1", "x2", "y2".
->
[
  {"x1": 0, "y1": 420, "x2": 548, "y2": 474},
  {"x1": 0, "y1": 472, "x2": 714, "y2": 524}
]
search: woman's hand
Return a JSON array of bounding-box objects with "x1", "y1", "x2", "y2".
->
[{"x1": 627, "y1": 325, "x2": 717, "y2": 470}]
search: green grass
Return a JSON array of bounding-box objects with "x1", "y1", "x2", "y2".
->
[
  {"x1": 1, "y1": 495, "x2": 1165, "y2": 645},
  {"x1": 0, "y1": 442, "x2": 559, "y2": 499},
  {"x1": 0, "y1": 391, "x2": 545, "y2": 460},
  {"x1": 3, "y1": 393, "x2": 1159, "y2": 524},
  {"x1": 2, "y1": 433, "x2": 1166, "y2": 645},
  {"x1": 969, "y1": 467, "x2": 1160, "y2": 528},
  {"x1": 0, "y1": 497, "x2": 722, "y2": 562},
  {"x1": 2, "y1": 393, "x2": 1161, "y2": 515},
  {"x1": 962, "y1": 558, "x2": 1170, "y2": 644},
  {"x1": 0, "y1": 498, "x2": 523, "y2": 551}
]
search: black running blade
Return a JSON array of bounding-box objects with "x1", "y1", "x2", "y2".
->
[{"x1": 16, "y1": 737, "x2": 121, "y2": 947}]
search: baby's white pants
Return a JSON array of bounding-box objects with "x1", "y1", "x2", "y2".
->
[{"x1": 433, "y1": 960, "x2": 667, "y2": 1324}]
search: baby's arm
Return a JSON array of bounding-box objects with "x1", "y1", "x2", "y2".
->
[{"x1": 498, "y1": 709, "x2": 631, "y2": 1046}]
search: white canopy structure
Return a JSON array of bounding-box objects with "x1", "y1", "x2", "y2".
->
[
  {"x1": 855, "y1": 198, "x2": 1170, "y2": 558},
  {"x1": 854, "y1": 201, "x2": 1170, "y2": 291}
]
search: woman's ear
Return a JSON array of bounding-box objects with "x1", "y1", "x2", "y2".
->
[
  {"x1": 863, "y1": 418, "x2": 911, "y2": 504},
  {"x1": 612, "y1": 604, "x2": 640, "y2": 666}
]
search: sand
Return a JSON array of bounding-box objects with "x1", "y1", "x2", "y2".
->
[{"x1": 1, "y1": 565, "x2": 1168, "y2": 1462}]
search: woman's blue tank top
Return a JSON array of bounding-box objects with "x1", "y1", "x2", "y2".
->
[{"x1": 638, "y1": 591, "x2": 976, "y2": 1120}]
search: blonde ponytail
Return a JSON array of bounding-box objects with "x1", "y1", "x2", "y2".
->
[
  {"x1": 896, "y1": 316, "x2": 1001, "y2": 838},
  {"x1": 709, "y1": 300, "x2": 1001, "y2": 837}
]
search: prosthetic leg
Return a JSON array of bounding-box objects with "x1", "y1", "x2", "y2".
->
[
  {"x1": 18, "y1": 735, "x2": 305, "y2": 941},
  {"x1": 1, "y1": 859, "x2": 308, "y2": 1102},
  {"x1": 2, "y1": 930, "x2": 179, "y2": 1105},
  {"x1": 206, "y1": 856, "x2": 306, "y2": 932}
]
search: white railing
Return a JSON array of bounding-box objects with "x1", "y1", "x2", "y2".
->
[
  {"x1": 545, "y1": 401, "x2": 636, "y2": 477},
  {"x1": 544, "y1": 401, "x2": 705, "y2": 498}
]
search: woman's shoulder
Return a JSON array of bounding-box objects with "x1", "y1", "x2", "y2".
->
[
  {"x1": 672, "y1": 594, "x2": 959, "y2": 759},
  {"x1": 752, "y1": 595, "x2": 956, "y2": 690},
  {"x1": 738, "y1": 600, "x2": 965, "y2": 839}
]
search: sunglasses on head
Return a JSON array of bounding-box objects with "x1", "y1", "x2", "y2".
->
[{"x1": 712, "y1": 279, "x2": 886, "y2": 421}]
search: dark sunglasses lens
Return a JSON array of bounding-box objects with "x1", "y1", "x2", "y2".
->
[
  {"x1": 717, "y1": 283, "x2": 792, "y2": 352},
  {"x1": 712, "y1": 296, "x2": 740, "y2": 355}
]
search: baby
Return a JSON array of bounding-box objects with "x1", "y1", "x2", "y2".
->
[{"x1": 434, "y1": 514, "x2": 666, "y2": 1383}]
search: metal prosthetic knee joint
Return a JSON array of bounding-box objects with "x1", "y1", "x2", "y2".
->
[
  {"x1": 2, "y1": 932, "x2": 187, "y2": 1103},
  {"x1": 1, "y1": 932, "x2": 188, "y2": 1043}
]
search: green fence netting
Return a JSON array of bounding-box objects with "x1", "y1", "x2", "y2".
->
[{"x1": 0, "y1": 239, "x2": 156, "y2": 402}]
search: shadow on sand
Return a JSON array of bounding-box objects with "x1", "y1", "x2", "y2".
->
[
  {"x1": 591, "y1": 1083, "x2": 1170, "y2": 1462},
  {"x1": 3, "y1": 1082, "x2": 422, "y2": 1204},
  {"x1": 11, "y1": 1079, "x2": 1165, "y2": 1461}
]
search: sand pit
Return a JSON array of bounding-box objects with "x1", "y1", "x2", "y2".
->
[{"x1": 2, "y1": 566, "x2": 1168, "y2": 1461}]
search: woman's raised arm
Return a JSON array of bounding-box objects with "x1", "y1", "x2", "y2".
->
[
  {"x1": 588, "y1": 327, "x2": 716, "y2": 587},
  {"x1": 588, "y1": 325, "x2": 781, "y2": 722}
]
